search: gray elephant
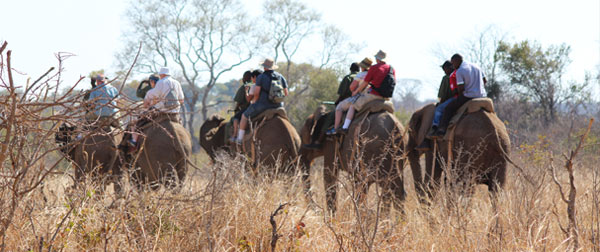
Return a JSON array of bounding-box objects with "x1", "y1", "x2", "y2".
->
[{"x1": 407, "y1": 102, "x2": 510, "y2": 201}]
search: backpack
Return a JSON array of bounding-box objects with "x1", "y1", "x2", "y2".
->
[
  {"x1": 267, "y1": 73, "x2": 286, "y2": 103},
  {"x1": 371, "y1": 65, "x2": 395, "y2": 98}
]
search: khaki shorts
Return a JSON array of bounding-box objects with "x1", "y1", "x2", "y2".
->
[
  {"x1": 336, "y1": 97, "x2": 354, "y2": 111},
  {"x1": 353, "y1": 93, "x2": 384, "y2": 111}
]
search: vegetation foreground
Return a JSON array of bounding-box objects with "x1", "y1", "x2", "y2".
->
[{"x1": 1, "y1": 143, "x2": 598, "y2": 251}]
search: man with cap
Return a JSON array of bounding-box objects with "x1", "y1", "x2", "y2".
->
[
  {"x1": 416, "y1": 61, "x2": 456, "y2": 151},
  {"x1": 431, "y1": 53, "x2": 487, "y2": 138},
  {"x1": 330, "y1": 50, "x2": 393, "y2": 134},
  {"x1": 234, "y1": 58, "x2": 288, "y2": 144},
  {"x1": 304, "y1": 61, "x2": 360, "y2": 149},
  {"x1": 326, "y1": 58, "x2": 372, "y2": 136},
  {"x1": 85, "y1": 74, "x2": 120, "y2": 128},
  {"x1": 136, "y1": 74, "x2": 160, "y2": 99}
]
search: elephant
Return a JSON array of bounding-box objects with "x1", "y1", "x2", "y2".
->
[
  {"x1": 119, "y1": 114, "x2": 192, "y2": 189},
  {"x1": 55, "y1": 122, "x2": 122, "y2": 192},
  {"x1": 407, "y1": 102, "x2": 510, "y2": 202},
  {"x1": 199, "y1": 115, "x2": 230, "y2": 162},
  {"x1": 200, "y1": 110, "x2": 301, "y2": 172},
  {"x1": 299, "y1": 104, "x2": 407, "y2": 214}
]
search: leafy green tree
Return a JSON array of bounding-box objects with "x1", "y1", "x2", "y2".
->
[
  {"x1": 283, "y1": 63, "x2": 339, "y2": 127},
  {"x1": 496, "y1": 40, "x2": 573, "y2": 123}
]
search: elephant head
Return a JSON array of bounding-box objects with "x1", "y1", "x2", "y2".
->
[{"x1": 199, "y1": 115, "x2": 227, "y2": 161}]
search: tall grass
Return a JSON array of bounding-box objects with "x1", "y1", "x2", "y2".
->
[{"x1": 1, "y1": 141, "x2": 598, "y2": 251}]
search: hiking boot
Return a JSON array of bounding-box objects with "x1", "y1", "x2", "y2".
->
[
  {"x1": 325, "y1": 128, "x2": 338, "y2": 136},
  {"x1": 303, "y1": 142, "x2": 323, "y2": 150},
  {"x1": 425, "y1": 126, "x2": 438, "y2": 140},
  {"x1": 431, "y1": 128, "x2": 446, "y2": 139},
  {"x1": 415, "y1": 139, "x2": 431, "y2": 152}
]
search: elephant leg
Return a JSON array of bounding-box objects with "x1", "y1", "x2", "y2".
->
[
  {"x1": 408, "y1": 149, "x2": 427, "y2": 203},
  {"x1": 323, "y1": 162, "x2": 339, "y2": 215},
  {"x1": 381, "y1": 167, "x2": 406, "y2": 215}
]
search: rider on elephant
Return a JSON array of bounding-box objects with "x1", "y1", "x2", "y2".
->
[
  {"x1": 328, "y1": 50, "x2": 393, "y2": 135},
  {"x1": 229, "y1": 71, "x2": 254, "y2": 142},
  {"x1": 303, "y1": 61, "x2": 360, "y2": 150},
  {"x1": 136, "y1": 74, "x2": 160, "y2": 99},
  {"x1": 234, "y1": 58, "x2": 288, "y2": 144},
  {"x1": 429, "y1": 53, "x2": 487, "y2": 138},
  {"x1": 415, "y1": 60, "x2": 456, "y2": 151},
  {"x1": 84, "y1": 74, "x2": 120, "y2": 129},
  {"x1": 128, "y1": 67, "x2": 185, "y2": 150}
]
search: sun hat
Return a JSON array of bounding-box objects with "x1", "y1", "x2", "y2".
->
[
  {"x1": 358, "y1": 57, "x2": 373, "y2": 69},
  {"x1": 374, "y1": 50, "x2": 387, "y2": 61},
  {"x1": 260, "y1": 58, "x2": 278, "y2": 70}
]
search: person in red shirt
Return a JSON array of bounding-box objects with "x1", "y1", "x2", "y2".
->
[{"x1": 329, "y1": 50, "x2": 393, "y2": 134}]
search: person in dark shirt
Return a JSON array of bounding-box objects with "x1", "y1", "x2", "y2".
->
[
  {"x1": 230, "y1": 71, "x2": 253, "y2": 142},
  {"x1": 136, "y1": 74, "x2": 159, "y2": 99},
  {"x1": 304, "y1": 62, "x2": 359, "y2": 150}
]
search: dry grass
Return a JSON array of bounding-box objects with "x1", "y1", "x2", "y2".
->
[{"x1": 1, "y1": 144, "x2": 599, "y2": 252}]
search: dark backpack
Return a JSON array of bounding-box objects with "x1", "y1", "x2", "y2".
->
[{"x1": 371, "y1": 65, "x2": 395, "y2": 98}]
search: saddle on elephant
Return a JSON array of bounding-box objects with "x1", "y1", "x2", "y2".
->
[
  {"x1": 340, "y1": 99, "x2": 394, "y2": 138},
  {"x1": 414, "y1": 98, "x2": 495, "y2": 148},
  {"x1": 240, "y1": 107, "x2": 289, "y2": 142},
  {"x1": 443, "y1": 97, "x2": 495, "y2": 141}
]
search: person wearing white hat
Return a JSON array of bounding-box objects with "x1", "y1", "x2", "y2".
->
[
  {"x1": 144, "y1": 67, "x2": 185, "y2": 114},
  {"x1": 128, "y1": 67, "x2": 185, "y2": 149}
]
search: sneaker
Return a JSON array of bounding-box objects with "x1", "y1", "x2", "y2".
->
[
  {"x1": 415, "y1": 139, "x2": 431, "y2": 151},
  {"x1": 303, "y1": 142, "x2": 323, "y2": 150},
  {"x1": 325, "y1": 128, "x2": 337, "y2": 136},
  {"x1": 228, "y1": 136, "x2": 236, "y2": 143},
  {"x1": 339, "y1": 128, "x2": 349, "y2": 135}
]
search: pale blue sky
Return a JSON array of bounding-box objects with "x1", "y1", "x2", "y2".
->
[{"x1": 2, "y1": 0, "x2": 599, "y2": 100}]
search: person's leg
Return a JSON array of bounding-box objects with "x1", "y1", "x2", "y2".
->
[
  {"x1": 232, "y1": 119, "x2": 239, "y2": 142},
  {"x1": 435, "y1": 95, "x2": 469, "y2": 136},
  {"x1": 342, "y1": 106, "x2": 355, "y2": 129},
  {"x1": 236, "y1": 115, "x2": 248, "y2": 143},
  {"x1": 432, "y1": 97, "x2": 454, "y2": 127}
]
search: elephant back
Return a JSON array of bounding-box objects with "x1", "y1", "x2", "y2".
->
[
  {"x1": 340, "y1": 110, "x2": 405, "y2": 169},
  {"x1": 242, "y1": 112, "x2": 300, "y2": 170},
  {"x1": 137, "y1": 119, "x2": 192, "y2": 182}
]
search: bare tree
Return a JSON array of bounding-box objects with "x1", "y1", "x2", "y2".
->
[
  {"x1": 317, "y1": 25, "x2": 363, "y2": 69},
  {"x1": 118, "y1": 0, "x2": 261, "y2": 140},
  {"x1": 262, "y1": 0, "x2": 321, "y2": 77}
]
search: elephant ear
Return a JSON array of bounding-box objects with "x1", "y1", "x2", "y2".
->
[
  {"x1": 407, "y1": 109, "x2": 422, "y2": 139},
  {"x1": 312, "y1": 105, "x2": 327, "y2": 123},
  {"x1": 208, "y1": 114, "x2": 225, "y2": 124}
]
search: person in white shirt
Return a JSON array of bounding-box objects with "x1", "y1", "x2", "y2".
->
[
  {"x1": 128, "y1": 67, "x2": 185, "y2": 149},
  {"x1": 144, "y1": 67, "x2": 185, "y2": 114}
]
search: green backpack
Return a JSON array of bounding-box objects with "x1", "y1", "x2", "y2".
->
[{"x1": 268, "y1": 73, "x2": 285, "y2": 103}]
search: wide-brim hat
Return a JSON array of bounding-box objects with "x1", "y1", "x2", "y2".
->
[
  {"x1": 358, "y1": 57, "x2": 373, "y2": 69},
  {"x1": 260, "y1": 58, "x2": 279, "y2": 70},
  {"x1": 159, "y1": 67, "x2": 170, "y2": 75},
  {"x1": 374, "y1": 50, "x2": 387, "y2": 61},
  {"x1": 95, "y1": 74, "x2": 106, "y2": 81}
]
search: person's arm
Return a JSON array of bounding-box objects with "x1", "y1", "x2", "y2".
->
[
  {"x1": 349, "y1": 79, "x2": 359, "y2": 92},
  {"x1": 353, "y1": 80, "x2": 370, "y2": 96},
  {"x1": 251, "y1": 85, "x2": 260, "y2": 103},
  {"x1": 284, "y1": 88, "x2": 289, "y2": 96},
  {"x1": 456, "y1": 70, "x2": 465, "y2": 96},
  {"x1": 244, "y1": 86, "x2": 252, "y2": 102}
]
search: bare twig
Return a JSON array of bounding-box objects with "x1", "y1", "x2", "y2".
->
[{"x1": 269, "y1": 202, "x2": 289, "y2": 252}]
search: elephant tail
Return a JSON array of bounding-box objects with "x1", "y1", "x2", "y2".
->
[{"x1": 488, "y1": 114, "x2": 535, "y2": 186}]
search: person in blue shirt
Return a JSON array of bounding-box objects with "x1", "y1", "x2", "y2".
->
[
  {"x1": 85, "y1": 74, "x2": 120, "y2": 128},
  {"x1": 234, "y1": 58, "x2": 288, "y2": 144}
]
